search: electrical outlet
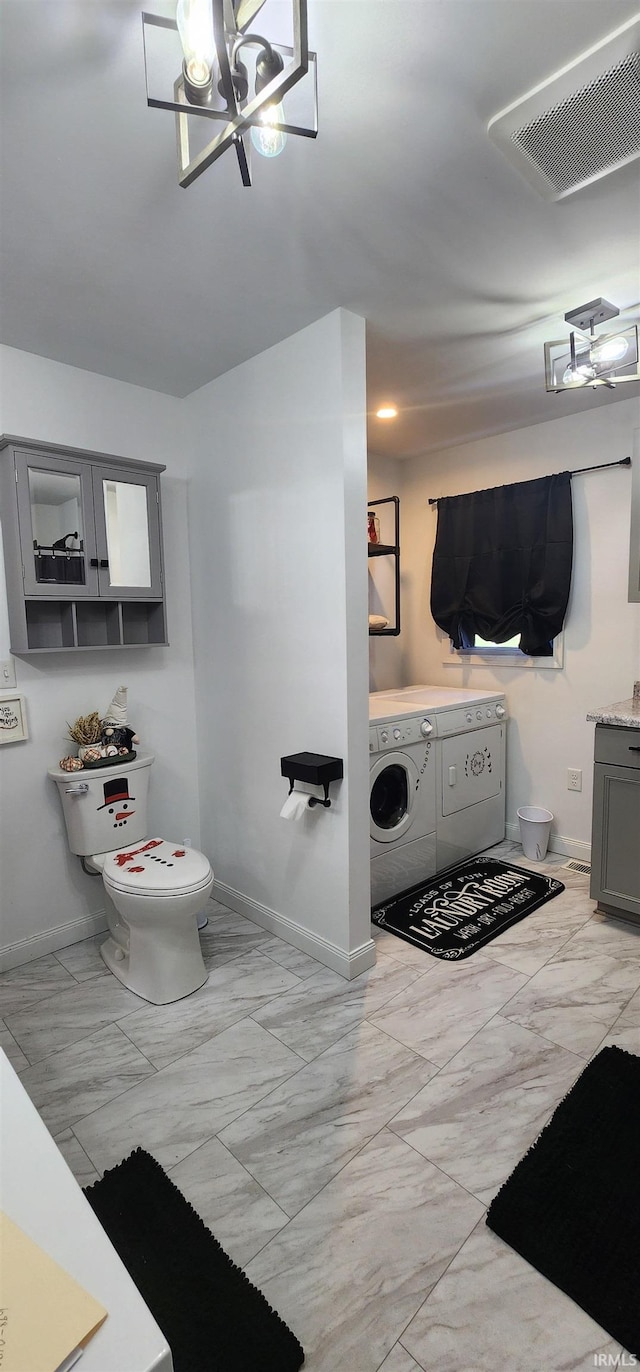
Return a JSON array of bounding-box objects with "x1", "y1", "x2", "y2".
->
[
  {"x1": 567, "y1": 768, "x2": 582, "y2": 792},
  {"x1": 0, "y1": 658, "x2": 16, "y2": 689}
]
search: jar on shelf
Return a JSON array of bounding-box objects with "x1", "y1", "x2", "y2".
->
[{"x1": 367, "y1": 512, "x2": 380, "y2": 544}]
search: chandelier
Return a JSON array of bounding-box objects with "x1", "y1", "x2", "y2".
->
[
  {"x1": 142, "y1": 0, "x2": 317, "y2": 187},
  {"x1": 544, "y1": 299, "x2": 640, "y2": 392}
]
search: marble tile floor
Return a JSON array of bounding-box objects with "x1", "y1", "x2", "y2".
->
[{"x1": 3, "y1": 841, "x2": 639, "y2": 1371}]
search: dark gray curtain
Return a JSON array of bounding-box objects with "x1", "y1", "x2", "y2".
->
[
  {"x1": 430, "y1": 472, "x2": 573, "y2": 657},
  {"x1": 35, "y1": 552, "x2": 85, "y2": 585}
]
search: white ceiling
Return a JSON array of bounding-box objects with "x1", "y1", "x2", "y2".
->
[{"x1": 1, "y1": 0, "x2": 639, "y2": 458}]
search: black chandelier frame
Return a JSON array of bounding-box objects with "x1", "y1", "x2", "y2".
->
[{"x1": 142, "y1": 0, "x2": 317, "y2": 187}]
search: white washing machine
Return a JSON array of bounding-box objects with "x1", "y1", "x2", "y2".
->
[
  {"x1": 369, "y1": 695, "x2": 438, "y2": 906},
  {"x1": 369, "y1": 686, "x2": 507, "y2": 905}
]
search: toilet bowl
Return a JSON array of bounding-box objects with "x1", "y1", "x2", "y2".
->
[
  {"x1": 49, "y1": 754, "x2": 214, "y2": 1005},
  {"x1": 94, "y1": 838, "x2": 213, "y2": 1003}
]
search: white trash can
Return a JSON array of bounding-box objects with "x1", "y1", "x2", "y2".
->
[{"x1": 517, "y1": 806, "x2": 553, "y2": 862}]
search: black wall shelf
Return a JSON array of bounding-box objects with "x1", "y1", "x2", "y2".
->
[
  {"x1": 368, "y1": 495, "x2": 400, "y2": 636},
  {"x1": 368, "y1": 542, "x2": 397, "y2": 558}
]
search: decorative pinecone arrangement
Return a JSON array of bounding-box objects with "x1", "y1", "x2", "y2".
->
[{"x1": 58, "y1": 686, "x2": 140, "y2": 771}]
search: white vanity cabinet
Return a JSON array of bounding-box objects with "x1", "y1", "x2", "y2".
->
[{"x1": 0, "y1": 435, "x2": 168, "y2": 652}]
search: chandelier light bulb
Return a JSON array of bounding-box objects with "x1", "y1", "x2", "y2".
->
[
  {"x1": 590, "y1": 334, "x2": 629, "y2": 366},
  {"x1": 376, "y1": 405, "x2": 398, "y2": 419},
  {"x1": 561, "y1": 361, "x2": 596, "y2": 387},
  {"x1": 250, "y1": 104, "x2": 288, "y2": 158},
  {"x1": 176, "y1": 0, "x2": 216, "y2": 91}
]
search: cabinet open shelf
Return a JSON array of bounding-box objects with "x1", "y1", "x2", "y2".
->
[
  {"x1": 23, "y1": 599, "x2": 167, "y2": 652},
  {"x1": 368, "y1": 495, "x2": 400, "y2": 636},
  {"x1": 76, "y1": 601, "x2": 121, "y2": 648},
  {"x1": 25, "y1": 600, "x2": 75, "y2": 650},
  {"x1": 122, "y1": 601, "x2": 167, "y2": 645}
]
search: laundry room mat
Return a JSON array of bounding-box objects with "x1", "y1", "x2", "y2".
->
[
  {"x1": 371, "y1": 856, "x2": 564, "y2": 960},
  {"x1": 84, "y1": 1148, "x2": 304, "y2": 1372},
  {"x1": 486, "y1": 1045, "x2": 640, "y2": 1357}
]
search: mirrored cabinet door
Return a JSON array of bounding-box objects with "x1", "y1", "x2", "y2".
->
[
  {"x1": 92, "y1": 468, "x2": 163, "y2": 598},
  {"x1": 15, "y1": 454, "x2": 99, "y2": 597}
]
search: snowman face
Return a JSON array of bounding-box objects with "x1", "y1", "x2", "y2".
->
[
  {"x1": 105, "y1": 798, "x2": 135, "y2": 831},
  {"x1": 97, "y1": 778, "x2": 136, "y2": 833}
]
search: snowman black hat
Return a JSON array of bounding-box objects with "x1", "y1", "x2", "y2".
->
[{"x1": 97, "y1": 776, "x2": 136, "y2": 810}]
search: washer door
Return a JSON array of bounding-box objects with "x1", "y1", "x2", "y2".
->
[{"x1": 370, "y1": 751, "x2": 419, "y2": 843}]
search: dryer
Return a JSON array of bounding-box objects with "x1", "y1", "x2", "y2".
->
[{"x1": 369, "y1": 686, "x2": 508, "y2": 904}]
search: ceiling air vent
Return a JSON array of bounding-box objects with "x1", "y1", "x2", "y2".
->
[{"x1": 488, "y1": 14, "x2": 640, "y2": 200}]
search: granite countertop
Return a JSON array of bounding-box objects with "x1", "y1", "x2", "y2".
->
[{"x1": 587, "y1": 682, "x2": 640, "y2": 729}]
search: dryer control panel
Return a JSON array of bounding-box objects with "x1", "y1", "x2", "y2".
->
[
  {"x1": 370, "y1": 716, "x2": 436, "y2": 752},
  {"x1": 436, "y1": 701, "x2": 507, "y2": 737}
]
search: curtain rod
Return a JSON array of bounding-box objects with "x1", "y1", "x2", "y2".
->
[{"x1": 428, "y1": 455, "x2": 631, "y2": 505}]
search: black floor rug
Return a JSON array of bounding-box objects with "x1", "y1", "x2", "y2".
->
[
  {"x1": 84, "y1": 1148, "x2": 304, "y2": 1372},
  {"x1": 487, "y1": 1046, "x2": 640, "y2": 1356},
  {"x1": 371, "y1": 856, "x2": 564, "y2": 960}
]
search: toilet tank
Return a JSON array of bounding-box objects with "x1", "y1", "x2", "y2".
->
[{"x1": 48, "y1": 754, "x2": 155, "y2": 856}]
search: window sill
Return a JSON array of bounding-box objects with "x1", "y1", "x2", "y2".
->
[{"x1": 440, "y1": 634, "x2": 564, "y2": 670}]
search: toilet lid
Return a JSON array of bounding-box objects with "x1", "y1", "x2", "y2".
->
[{"x1": 102, "y1": 838, "x2": 212, "y2": 896}]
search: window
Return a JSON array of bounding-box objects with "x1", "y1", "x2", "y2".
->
[
  {"x1": 431, "y1": 472, "x2": 573, "y2": 666},
  {"x1": 441, "y1": 628, "x2": 565, "y2": 670},
  {"x1": 471, "y1": 634, "x2": 521, "y2": 651}
]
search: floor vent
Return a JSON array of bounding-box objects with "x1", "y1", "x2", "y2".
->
[
  {"x1": 488, "y1": 15, "x2": 640, "y2": 200},
  {"x1": 563, "y1": 859, "x2": 591, "y2": 875}
]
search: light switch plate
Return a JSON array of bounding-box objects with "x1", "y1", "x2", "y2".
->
[{"x1": 0, "y1": 659, "x2": 16, "y2": 690}]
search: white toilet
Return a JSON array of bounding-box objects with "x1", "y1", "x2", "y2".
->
[{"x1": 49, "y1": 753, "x2": 213, "y2": 1004}]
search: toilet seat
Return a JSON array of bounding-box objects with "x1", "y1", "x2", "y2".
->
[
  {"x1": 99, "y1": 837, "x2": 212, "y2": 898},
  {"x1": 105, "y1": 870, "x2": 213, "y2": 899}
]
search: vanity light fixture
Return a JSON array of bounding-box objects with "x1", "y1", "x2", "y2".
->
[
  {"x1": 544, "y1": 298, "x2": 640, "y2": 392},
  {"x1": 142, "y1": 0, "x2": 317, "y2": 187},
  {"x1": 376, "y1": 405, "x2": 398, "y2": 419}
]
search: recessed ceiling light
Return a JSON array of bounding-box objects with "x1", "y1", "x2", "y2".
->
[{"x1": 376, "y1": 405, "x2": 398, "y2": 419}]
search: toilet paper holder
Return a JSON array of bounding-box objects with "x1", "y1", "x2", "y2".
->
[{"x1": 280, "y1": 752, "x2": 344, "y2": 808}]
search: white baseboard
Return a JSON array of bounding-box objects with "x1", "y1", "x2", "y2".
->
[
  {"x1": 0, "y1": 911, "x2": 108, "y2": 973},
  {"x1": 213, "y1": 880, "x2": 376, "y2": 981},
  {"x1": 505, "y1": 821, "x2": 591, "y2": 863},
  {"x1": 3, "y1": 837, "x2": 590, "y2": 978}
]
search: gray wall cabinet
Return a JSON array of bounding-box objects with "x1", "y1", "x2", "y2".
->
[
  {"x1": 0, "y1": 435, "x2": 168, "y2": 652},
  {"x1": 590, "y1": 724, "x2": 640, "y2": 923}
]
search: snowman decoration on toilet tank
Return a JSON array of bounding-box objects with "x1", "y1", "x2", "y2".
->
[{"x1": 97, "y1": 773, "x2": 138, "y2": 835}]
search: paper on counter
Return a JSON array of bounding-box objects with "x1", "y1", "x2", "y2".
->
[{"x1": 0, "y1": 1210, "x2": 107, "y2": 1372}]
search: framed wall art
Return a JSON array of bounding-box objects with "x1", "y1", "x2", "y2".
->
[{"x1": 0, "y1": 694, "x2": 28, "y2": 744}]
